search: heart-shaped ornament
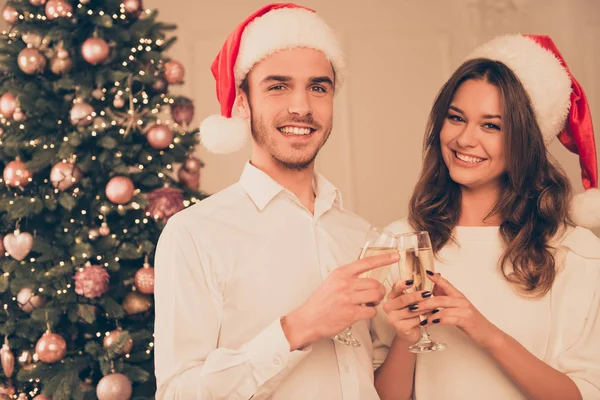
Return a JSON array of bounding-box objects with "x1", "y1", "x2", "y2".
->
[{"x1": 3, "y1": 231, "x2": 33, "y2": 261}]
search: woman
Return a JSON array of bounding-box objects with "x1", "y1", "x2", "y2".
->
[{"x1": 373, "y1": 35, "x2": 600, "y2": 400}]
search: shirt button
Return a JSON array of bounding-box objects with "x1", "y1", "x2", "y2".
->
[{"x1": 273, "y1": 356, "x2": 282, "y2": 366}]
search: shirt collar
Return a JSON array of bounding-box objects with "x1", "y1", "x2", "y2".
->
[{"x1": 239, "y1": 162, "x2": 343, "y2": 212}]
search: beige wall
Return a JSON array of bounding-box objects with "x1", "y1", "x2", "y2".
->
[{"x1": 147, "y1": 0, "x2": 600, "y2": 234}]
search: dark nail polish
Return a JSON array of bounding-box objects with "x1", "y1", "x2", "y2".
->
[
  {"x1": 420, "y1": 319, "x2": 428, "y2": 326},
  {"x1": 422, "y1": 291, "x2": 432, "y2": 298},
  {"x1": 405, "y1": 279, "x2": 414, "y2": 286},
  {"x1": 408, "y1": 304, "x2": 418, "y2": 311},
  {"x1": 432, "y1": 309, "x2": 440, "y2": 314},
  {"x1": 426, "y1": 270, "x2": 434, "y2": 276},
  {"x1": 432, "y1": 319, "x2": 440, "y2": 324}
]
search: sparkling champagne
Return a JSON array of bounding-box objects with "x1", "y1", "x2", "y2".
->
[{"x1": 400, "y1": 247, "x2": 435, "y2": 293}]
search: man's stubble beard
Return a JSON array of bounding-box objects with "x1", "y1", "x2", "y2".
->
[{"x1": 248, "y1": 100, "x2": 332, "y2": 171}]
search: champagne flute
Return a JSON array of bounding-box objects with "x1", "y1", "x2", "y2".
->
[
  {"x1": 397, "y1": 231, "x2": 446, "y2": 353},
  {"x1": 333, "y1": 226, "x2": 398, "y2": 347}
]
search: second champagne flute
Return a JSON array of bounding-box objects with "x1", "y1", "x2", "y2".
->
[{"x1": 397, "y1": 231, "x2": 446, "y2": 353}]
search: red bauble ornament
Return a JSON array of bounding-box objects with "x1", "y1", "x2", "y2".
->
[
  {"x1": 3, "y1": 159, "x2": 32, "y2": 187},
  {"x1": 103, "y1": 328, "x2": 133, "y2": 355},
  {"x1": 177, "y1": 167, "x2": 200, "y2": 191},
  {"x1": 171, "y1": 99, "x2": 195, "y2": 125},
  {"x1": 2, "y1": 6, "x2": 18, "y2": 24},
  {"x1": 18, "y1": 48, "x2": 47, "y2": 75},
  {"x1": 146, "y1": 124, "x2": 173, "y2": 149},
  {"x1": 0, "y1": 93, "x2": 17, "y2": 118},
  {"x1": 50, "y1": 161, "x2": 82, "y2": 191},
  {"x1": 164, "y1": 60, "x2": 184, "y2": 84},
  {"x1": 45, "y1": 0, "x2": 72, "y2": 19},
  {"x1": 134, "y1": 263, "x2": 155, "y2": 294},
  {"x1": 81, "y1": 37, "x2": 110, "y2": 65},
  {"x1": 146, "y1": 187, "x2": 184, "y2": 222},
  {"x1": 70, "y1": 102, "x2": 94, "y2": 126},
  {"x1": 96, "y1": 373, "x2": 132, "y2": 400},
  {"x1": 105, "y1": 176, "x2": 135, "y2": 204},
  {"x1": 35, "y1": 332, "x2": 66, "y2": 363}
]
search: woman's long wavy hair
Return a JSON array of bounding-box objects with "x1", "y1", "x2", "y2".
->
[{"x1": 409, "y1": 59, "x2": 572, "y2": 297}]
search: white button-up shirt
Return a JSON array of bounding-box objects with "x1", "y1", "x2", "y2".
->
[{"x1": 154, "y1": 163, "x2": 382, "y2": 399}]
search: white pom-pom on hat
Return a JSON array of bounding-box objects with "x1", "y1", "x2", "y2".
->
[{"x1": 199, "y1": 115, "x2": 250, "y2": 155}]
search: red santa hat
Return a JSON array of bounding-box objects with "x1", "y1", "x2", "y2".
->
[
  {"x1": 199, "y1": 3, "x2": 345, "y2": 154},
  {"x1": 467, "y1": 34, "x2": 599, "y2": 228}
]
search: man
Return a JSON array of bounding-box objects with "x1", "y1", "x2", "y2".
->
[{"x1": 154, "y1": 4, "x2": 398, "y2": 399}]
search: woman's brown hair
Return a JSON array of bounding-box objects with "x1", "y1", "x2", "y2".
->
[{"x1": 409, "y1": 58, "x2": 572, "y2": 297}]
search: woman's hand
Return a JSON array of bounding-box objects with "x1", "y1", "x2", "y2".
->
[
  {"x1": 418, "y1": 272, "x2": 503, "y2": 349},
  {"x1": 382, "y1": 279, "x2": 434, "y2": 345}
]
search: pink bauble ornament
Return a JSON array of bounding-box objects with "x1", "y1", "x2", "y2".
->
[
  {"x1": 96, "y1": 373, "x2": 132, "y2": 400},
  {"x1": 50, "y1": 54, "x2": 72, "y2": 75},
  {"x1": 2, "y1": 6, "x2": 19, "y2": 24},
  {"x1": 123, "y1": 0, "x2": 142, "y2": 18},
  {"x1": 106, "y1": 176, "x2": 134, "y2": 204},
  {"x1": 33, "y1": 395, "x2": 52, "y2": 400},
  {"x1": 45, "y1": 0, "x2": 72, "y2": 19},
  {"x1": 1, "y1": 342, "x2": 15, "y2": 378},
  {"x1": 164, "y1": 60, "x2": 184, "y2": 84},
  {"x1": 171, "y1": 99, "x2": 195, "y2": 125},
  {"x1": 30, "y1": 0, "x2": 47, "y2": 6},
  {"x1": 146, "y1": 124, "x2": 173, "y2": 149},
  {"x1": 18, "y1": 48, "x2": 47, "y2": 75},
  {"x1": 146, "y1": 187, "x2": 184, "y2": 222},
  {"x1": 35, "y1": 332, "x2": 66, "y2": 363},
  {"x1": 134, "y1": 263, "x2": 154, "y2": 294},
  {"x1": 3, "y1": 160, "x2": 32, "y2": 187},
  {"x1": 81, "y1": 37, "x2": 110, "y2": 65},
  {"x1": 183, "y1": 156, "x2": 203, "y2": 173},
  {"x1": 99, "y1": 222, "x2": 110, "y2": 236},
  {"x1": 122, "y1": 292, "x2": 152, "y2": 315},
  {"x1": 17, "y1": 287, "x2": 46, "y2": 313},
  {"x1": 152, "y1": 77, "x2": 168, "y2": 93},
  {"x1": 177, "y1": 167, "x2": 200, "y2": 191},
  {"x1": 70, "y1": 102, "x2": 94, "y2": 126},
  {"x1": 12, "y1": 108, "x2": 25, "y2": 121},
  {"x1": 0, "y1": 93, "x2": 17, "y2": 117},
  {"x1": 73, "y1": 265, "x2": 110, "y2": 299},
  {"x1": 50, "y1": 161, "x2": 82, "y2": 191},
  {"x1": 113, "y1": 96, "x2": 125, "y2": 108},
  {"x1": 103, "y1": 328, "x2": 133, "y2": 355}
]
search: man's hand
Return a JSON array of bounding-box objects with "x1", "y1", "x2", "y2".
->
[{"x1": 282, "y1": 251, "x2": 400, "y2": 350}]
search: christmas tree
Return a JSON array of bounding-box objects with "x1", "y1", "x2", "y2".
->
[{"x1": 0, "y1": 1, "x2": 206, "y2": 399}]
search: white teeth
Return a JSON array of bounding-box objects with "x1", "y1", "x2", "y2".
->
[
  {"x1": 455, "y1": 152, "x2": 484, "y2": 164},
  {"x1": 280, "y1": 126, "x2": 312, "y2": 135}
]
